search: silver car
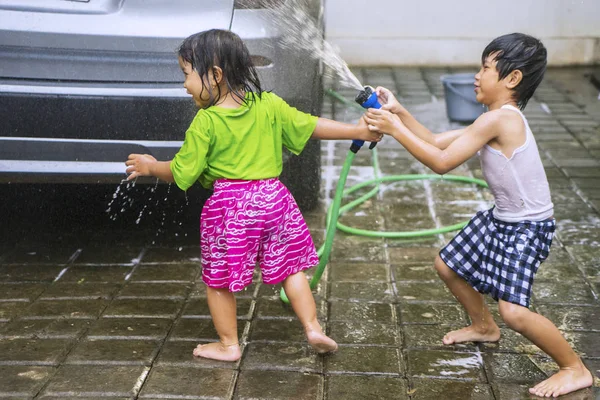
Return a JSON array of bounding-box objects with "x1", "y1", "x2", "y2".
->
[{"x1": 0, "y1": 0, "x2": 324, "y2": 210}]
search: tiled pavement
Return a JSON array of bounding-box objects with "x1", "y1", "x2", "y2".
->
[{"x1": 0, "y1": 67, "x2": 599, "y2": 399}]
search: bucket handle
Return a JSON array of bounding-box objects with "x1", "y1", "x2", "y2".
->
[{"x1": 444, "y1": 81, "x2": 481, "y2": 105}]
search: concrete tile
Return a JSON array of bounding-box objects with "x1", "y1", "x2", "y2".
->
[
  {"x1": 326, "y1": 375, "x2": 408, "y2": 400},
  {"x1": 249, "y1": 318, "x2": 306, "y2": 343},
  {"x1": 0, "y1": 283, "x2": 47, "y2": 301},
  {"x1": 398, "y1": 303, "x2": 466, "y2": 325},
  {"x1": 328, "y1": 262, "x2": 389, "y2": 282},
  {"x1": 58, "y1": 266, "x2": 132, "y2": 283},
  {"x1": 128, "y1": 263, "x2": 200, "y2": 282},
  {"x1": 0, "y1": 338, "x2": 73, "y2": 365},
  {"x1": 407, "y1": 350, "x2": 486, "y2": 382},
  {"x1": 242, "y1": 342, "x2": 321, "y2": 372},
  {"x1": 64, "y1": 339, "x2": 160, "y2": 365},
  {"x1": 23, "y1": 299, "x2": 109, "y2": 319},
  {"x1": 235, "y1": 369, "x2": 321, "y2": 400},
  {"x1": 0, "y1": 302, "x2": 31, "y2": 321},
  {"x1": 1, "y1": 318, "x2": 92, "y2": 339},
  {"x1": 483, "y1": 353, "x2": 547, "y2": 384},
  {"x1": 330, "y1": 282, "x2": 394, "y2": 302},
  {"x1": 0, "y1": 365, "x2": 54, "y2": 397},
  {"x1": 396, "y1": 282, "x2": 455, "y2": 303},
  {"x1": 536, "y1": 305, "x2": 600, "y2": 332},
  {"x1": 102, "y1": 299, "x2": 182, "y2": 319},
  {"x1": 392, "y1": 263, "x2": 437, "y2": 281},
  {"x1": 140, "y1": 365, "x2": 237, "y2": 399},
  {"x1": 87, "y1": 318, "x2": 172, "y2": 340},
  {"x1": 325, "y1": 345, "x2": 403, "y2": 375},
  {"x1": 328, "y1": 321, "x2": 399, "y2": 346},
  {"x1": 116, "y1": 282, "x2": 190, "y2": 299},
  {"x1": 73, "y1": 245, "x2": 141, "y2": 265},
  {"x1": 40, "y1": 283, "x2": 121, "y2": 300},
  {"x1": 329, "y1": 301, "x2": 394, "y2": 323},
  {"x1": 0, "y1": 265, "x2": 64, "y2": 283},
  {"x1": 139, "y1": 247, "x2": 201, "y2": 264},
  {"x1": 42, "y1": 365, "x2": 146, "y2": 397},
  {"x1": 409, "y1": 378, "x2": 492, "y2": 400}
]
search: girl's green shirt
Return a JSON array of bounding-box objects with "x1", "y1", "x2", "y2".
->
[{"x1": 170, "y1": 92, "x2": 318, "y2": 191}]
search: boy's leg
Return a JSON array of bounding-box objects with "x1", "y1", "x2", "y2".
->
[
  {"x1": 193, "y1": 286, "x2": 242, "y2": 361},
  {"x1": 282, "y1": 271, "x2": 338, "y2": 353},
  {"x1": 434, "y1": 255, "x2": 500, "y2": 344},
  {"x1": 498, "y1": 300, "x2": 593, "y2": 397}
]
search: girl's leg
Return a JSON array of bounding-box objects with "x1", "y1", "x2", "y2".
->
[
  {"x1": 498, "y1": 300, "x2": 593, "y2": 397},
  {"x1": 434, "y1": 255, "x2": 500, "y2": 344},
  {"x1": 282, "y1": 271, "x2": 338, "y2": 353},
  {"x1": 192, "y1": 286, "x2": 242, "y2": 361}
]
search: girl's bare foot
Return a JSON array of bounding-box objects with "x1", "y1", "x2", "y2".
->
[
  {"x1": 442, "y1": 324, "x2": 501, "y2": 345},
  {"x1": 306, "y1": 329, "x2": 338, "y2": 354},
  {"x1": 529, "y1": 363, "x2": 593, "y2": 398},
  {"x1": 192, "y1": 341, "x2": 241, "y2": 361}
]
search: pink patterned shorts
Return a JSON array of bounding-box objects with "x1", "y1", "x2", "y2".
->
[{"x1": 200, "y1": 178, "x2": 319, "y2": 292}]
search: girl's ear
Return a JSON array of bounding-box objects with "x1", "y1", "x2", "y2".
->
[
  {"x1": 211, "y1": 66, "x2": 224, "y2": 86},
  {"x1": 506, "y1": 70, "x2": 523, "y2": 89}
]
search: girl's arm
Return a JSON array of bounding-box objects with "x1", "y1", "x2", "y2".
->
[
  {"x1": 312, "y1": 117, "x2": 383, "y2": 142},
  {"x1": 376, "y1": 86, "x2": 464, "y2": 149},
  {"x1": 364, "y1": 109, "x2": 502, "y2": 175},
  {"x1": 125, "y1": 154, "x2": 175, "y2": 182}
]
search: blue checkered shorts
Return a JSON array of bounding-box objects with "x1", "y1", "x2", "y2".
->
[{"x1": 439, "y1": 208, "x2": 555, "y2": 308}]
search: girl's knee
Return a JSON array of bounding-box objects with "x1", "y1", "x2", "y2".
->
[{"x1": 498, "y1": 301, "x2": 530, "y2": 331}]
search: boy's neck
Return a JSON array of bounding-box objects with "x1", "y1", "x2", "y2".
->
[{"x1": 487, "y1": 96, "x2": 518, "y2": 111}]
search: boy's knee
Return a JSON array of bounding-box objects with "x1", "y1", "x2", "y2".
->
[
  {"x1": 498, "y1": 301, "x2": 529, "y2": 331},
  {"x1": 434, "y1": 255, "x2": 453, "y2": 280}
]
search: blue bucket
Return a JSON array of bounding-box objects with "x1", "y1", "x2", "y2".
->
[{"x1": 440, "y1": 73, "x2": 486, "y2": 123}]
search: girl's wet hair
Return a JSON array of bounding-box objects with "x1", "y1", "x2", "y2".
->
[
  {"x1": 178, "y1": 29, "x2": 263, "y2": 107},
  {"x1": 482, "y1": 33, "x2": 547, "y2": 110}
]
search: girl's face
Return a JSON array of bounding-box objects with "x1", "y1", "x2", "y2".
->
[
  {"x1": 179, "y1": 57, "x2": 213, "y2": 108},
  {"x1": 474, "y1": 54, "x2": 503, "y2": 106}
]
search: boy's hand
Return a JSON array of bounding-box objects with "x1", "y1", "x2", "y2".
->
[
  {"x1": 357, "y1": 115, "x2": 384, "y2": 142},
  {"x1": 375, "y1": 86, "x2": 405, "y2": 115},
  {"x1": 364, "y1": 108, "x2": 406, "y2": 136},
  {"x1": 125, "y1": 153, "x2": 157, "y2": 181}
]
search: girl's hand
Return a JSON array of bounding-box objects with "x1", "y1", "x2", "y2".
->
[
  {"x1": 375, "y1": 86, "x2": 405, "y2": 115},
  {"x1": 364, "y1": 108, "x2": 406, "y2": 136},
  {"x1": 356, "y1": 115, "x2": 384, "y2": 142},
  {"x1": 125, "y1": 153, "x2": 158, "y2": 180}
]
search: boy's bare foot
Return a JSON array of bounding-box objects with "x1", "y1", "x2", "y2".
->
[
  {"x1": 192, "y1": 341, "x2": 241, "y2": 361},
  {"x1": 306, "y1": 329, "x2": 338, "y2": 354},
  {"x1": 529, "y1": 363, "x2": 593, "y2": 398},
  {"x1": 442, "y1": 324, "x2": 501, "y2": 345}
]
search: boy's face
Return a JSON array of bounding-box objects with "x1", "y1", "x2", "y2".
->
[
  {"x1": 179, "y1": 57, "x2": 214, "y2": 108},
  {"x1": 474, "y1": 54, "x2": 504, "y2": 106}
]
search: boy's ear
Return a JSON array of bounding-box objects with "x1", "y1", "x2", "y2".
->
[{"x1": 505, "y1": 70, "x2": 523, "y2": 89}]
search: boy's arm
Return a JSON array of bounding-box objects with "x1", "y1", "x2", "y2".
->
[
  {"x1": 376, "y1": 86, "x2": 464, "y2": 149},
  {"x1": 125, "y1": 154, "x2": 175, "y2": 182},
  {"x1": 364, "y1": 109, "x2": 501, "y2": 175},
  {"x1": 311, "y1": 117, "x2": 383, "y2": 142}
]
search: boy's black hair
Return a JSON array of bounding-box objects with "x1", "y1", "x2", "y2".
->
[
  {"x1": 482, "y1": 33, "x2": 547, "y2": 110},
  {"x1": 178, "y1": 29, "x2": 263, "y2": 107}
]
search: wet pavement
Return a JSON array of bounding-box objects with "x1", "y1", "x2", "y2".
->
[{"x1": 0, "y1": 67, "x2": 599, "y2": 399}]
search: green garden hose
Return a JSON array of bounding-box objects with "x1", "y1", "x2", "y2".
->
[{"x1": 279, "y1": 89, "x2": 488, "y2": 303}]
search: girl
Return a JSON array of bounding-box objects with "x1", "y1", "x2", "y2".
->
[{"x1": 125, "y1": 29, "x2": 382, "y2": 361}]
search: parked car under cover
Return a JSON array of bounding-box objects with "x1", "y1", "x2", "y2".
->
[{"x1": 0, "y1": 0, "x2": 324, "y2": 212}]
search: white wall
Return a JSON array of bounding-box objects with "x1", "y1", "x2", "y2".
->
[{"x1": 325, "y1": 0, "x2": 600, "y2": 66}]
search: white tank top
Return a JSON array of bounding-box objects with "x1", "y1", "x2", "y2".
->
[{"x1": 479, "y1": 105, "x2": 554, "y2": 222}]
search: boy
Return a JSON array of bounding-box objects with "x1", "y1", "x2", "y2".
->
[{"x1": 364, "y1": 33, "x2": 593, "y2": 397}]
